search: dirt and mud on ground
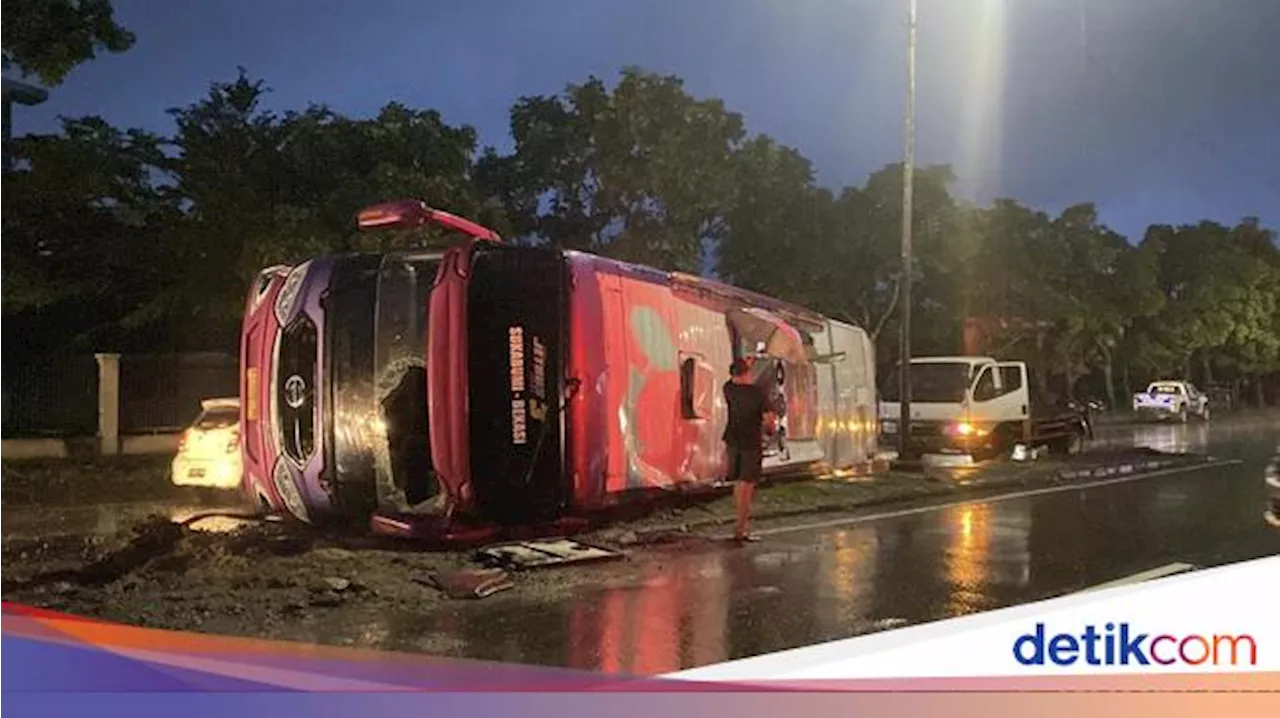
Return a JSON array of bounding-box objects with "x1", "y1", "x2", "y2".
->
[{"x1": 1, "y1": 446, "x2": 1221, "y2": 651}]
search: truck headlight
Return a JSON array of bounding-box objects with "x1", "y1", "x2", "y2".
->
[{"x1": 946, "y1": 422, "x2": 988, "y2": 437}]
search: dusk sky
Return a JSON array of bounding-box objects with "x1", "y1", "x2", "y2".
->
[{"x1": 10, "y1": 0, "x2": 1279, "y2": 241}]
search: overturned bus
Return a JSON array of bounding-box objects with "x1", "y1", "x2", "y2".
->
[{"x1": 239, "y1": 200, "x2": 880, "y2": 539}]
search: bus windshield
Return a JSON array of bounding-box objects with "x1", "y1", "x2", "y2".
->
[
  {"x1": 373, "y1": 254, "x2": 441, "y2": 508},
  {"x1": 325, "y1": 255, "x2": 382, "y2": 488}
]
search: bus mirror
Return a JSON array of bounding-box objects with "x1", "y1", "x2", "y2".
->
[
  {"x1": 357, "y1": 199, "x2": 432, "y2": 229},
  {"x1": 356, "y1": 199, "x2": 502, "y2": 243}
]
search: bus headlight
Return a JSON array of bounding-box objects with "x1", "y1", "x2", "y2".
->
[
  {"x1": 272, "y1": 458, "x2": 311, "y2": 523},
  {"x1": 273, "y1": 260, "x2": 311, "y2": 325}
]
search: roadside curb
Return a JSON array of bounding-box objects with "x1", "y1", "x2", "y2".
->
[{"x1": 619, "y1": 455, "x2": 1232, "y2": 544}]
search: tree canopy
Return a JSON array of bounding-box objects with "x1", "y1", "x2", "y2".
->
[
  {"x1": 2, "y1": 0, "x2": 135, "y2": 86},
  {"x1": 4, "y1": 64, "x2": 1278, "y2": 405}
]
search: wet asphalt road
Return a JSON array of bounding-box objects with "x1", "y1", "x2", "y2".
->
[
  {"x1": 3, "y1": 414, "x2": 1278, "y2": 674},
  {"x1": 308, "y1": 413, "x2": 1280, "y2": 673}
]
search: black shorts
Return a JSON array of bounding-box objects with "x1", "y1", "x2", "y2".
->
[{"x1": 726, "y1": 445, "x2": 763, "y2": 483}]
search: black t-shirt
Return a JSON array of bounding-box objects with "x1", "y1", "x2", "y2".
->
[{"x1": 723, "y1": 380, "x2": 768, "y2": 448}]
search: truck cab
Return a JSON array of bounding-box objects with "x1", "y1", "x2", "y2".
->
[{"x1": 879, "y1": 356, "x2": 1086, "y2": 460}]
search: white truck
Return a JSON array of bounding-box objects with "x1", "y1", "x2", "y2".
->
[
  {"x1": 878, "y1": 356, "x2": 1090, "y2": 460},
  {"x1": 1132, "y1": 380, "x2": 1210, "y2": 422}
]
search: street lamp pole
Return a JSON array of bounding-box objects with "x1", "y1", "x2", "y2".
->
[
  {"x1": 2, "y1": 78, "x2": 50, "y2": 171},
  {"x1": 897, "y1": 0, "x2": 917, "y2": 459}
]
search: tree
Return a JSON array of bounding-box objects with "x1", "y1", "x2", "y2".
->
[
  {"x1": 2, "y1": 116, "x2": 178, "y2": 352},
  {"x1": 1125, "y1": 219, "x2": 1280, "y2": 405},
  {"x1": 149, "y1": 70, "x2": 493, "y2": 336},
  {"x1": 2, "y1": 0, "x2": 135, "y2": 85},
  {"x1": 497, "y1": 67, "x2": 746, "y2": 271},
  {"x1": 3, "y1": 61, "x2": 1276, "y2": 407},
  {"x1": 1094, "y1": 238, "x2": 1164, "y2": 404},
  {"x1": 849, "y1": 164, "x2": 964, "y2": 360},
  {"x1": 716, "y1": 135, "x2": 831, "y2": 309}
]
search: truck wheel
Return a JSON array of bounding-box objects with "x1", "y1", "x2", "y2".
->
[
  {"x1": 1048, "y1": 433, "x2": 1084, "y2": 456},
  {"x1": 987, "y1": 426, "x2": 1017, "y2": 460},
  {"x1": 1198, "y1": 405, "x2": 1211, "y2": 422},
  {"x1": 1177, "y1": 406, "x2": 1188, "y2": 423},
  {"x1": 1068, "y1": 431, "x2": 1085, "y2": 454}
]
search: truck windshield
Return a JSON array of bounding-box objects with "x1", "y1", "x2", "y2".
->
[{"x1": 880, "y1": 362, "x2": 971, "y2": 403}]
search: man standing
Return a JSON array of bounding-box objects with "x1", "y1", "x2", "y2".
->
[{"x1": 723, "y1": 357, "x2": 777, "y2": 543}]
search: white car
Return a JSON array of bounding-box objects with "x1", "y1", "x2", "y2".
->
[
  {"x1": 171, "y1": 397, "x2": 243, "y2": 489},
  {"x1": 1132, "y1": 380, "x2": 1210, "y2": 422}
]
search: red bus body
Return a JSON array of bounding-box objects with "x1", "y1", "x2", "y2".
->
[
  {"x1": 241, "y1": 202, "x2": 881, "y2": 538},
  {"x1": 238, "y1": 265, "x2": 290, "y2": 513}
]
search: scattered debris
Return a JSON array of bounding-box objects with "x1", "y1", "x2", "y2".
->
[
  {"x1": 627, "y1": 529, "x2": 707, "y2": 547},
  {"x1": 312, "y1": 547, "x2": 356, "y2": 561},
  {"x1": 320, "y1": 576, "x2": 351, "y2": 592},
  {"x1": 1011, "y1": 444, "x2": 1043, "y2": 461},
  {"x1": 474, "y1": 538, "x2": 622, "y2": 571},
  {"x1": 414, "y1": 568, "x2": 514, "y2": 599},
  {"x1": 309, "y1": 591, "x2": 345, "y2": 608},
  {"x1": 596, "y1": 528, "x2": 639, "y2": 546},
  {"x1": 177, "y1": 510, "x2": 265, "y2": 529}
]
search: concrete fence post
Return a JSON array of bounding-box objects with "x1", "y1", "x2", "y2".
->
[{"x1": 95, "y1": 353, "x2": 121, "y2": 455}]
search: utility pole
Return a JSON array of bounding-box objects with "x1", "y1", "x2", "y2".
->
[{"x1": 896, "y1": 0, "x2": 917, "y2": 459}]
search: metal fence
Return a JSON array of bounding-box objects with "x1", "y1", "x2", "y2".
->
[
  {"x1": 119, "y1": 353, "x2": 239, "y2": 433},
  {"x1": 1, "y1": 355, "x2": 99, "y2": 438}
]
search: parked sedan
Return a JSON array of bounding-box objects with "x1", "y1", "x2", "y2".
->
[{"x1": 171, "y1": 398, "x2": 243, "y2": 489}]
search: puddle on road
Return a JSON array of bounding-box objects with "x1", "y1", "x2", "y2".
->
[
  {"x1": 166, "y1": 507, "x2": 262, "y2": 533},
  {"x1": 3, "y1": 498, "x2": 253, "y2": 540}
]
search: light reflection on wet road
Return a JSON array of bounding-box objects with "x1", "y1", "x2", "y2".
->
[
  {"x1": 1089, "y1": 417, "x2": 1217, "y2": 455},
  {"x1": 309, "y1": 414, "x2": 1279, "y2": 672}
]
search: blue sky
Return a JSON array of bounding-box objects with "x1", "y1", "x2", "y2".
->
[{"x1": 9, "y1": 0, "x2": 1279, "y2": 241}]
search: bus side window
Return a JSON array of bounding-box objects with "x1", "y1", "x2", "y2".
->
[{"x1": 680, "y1": 353, "x2": 713, "y2": 419}]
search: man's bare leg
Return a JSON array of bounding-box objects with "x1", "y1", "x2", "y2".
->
[{"x1": 734, "y1": 481, "x2": 756, "y2": 539}]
